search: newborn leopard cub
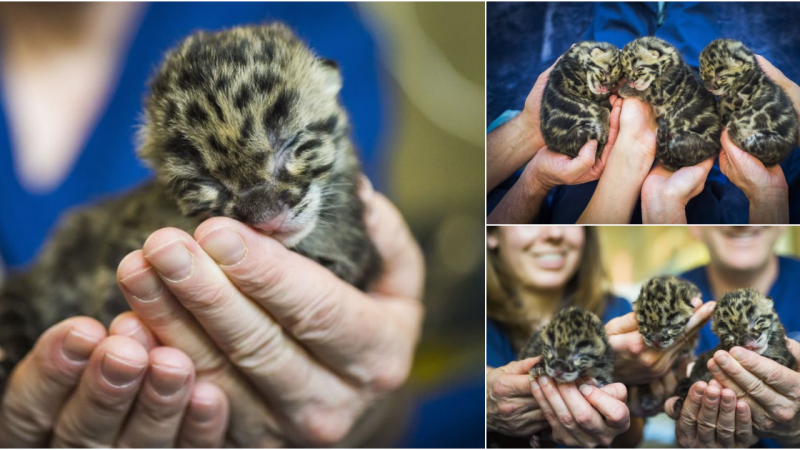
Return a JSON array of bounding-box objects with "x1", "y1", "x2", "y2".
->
[
  {"x1": 0, "y1": 24, "x2": 381, "y2": 388},
  {"x1": 540, "y1": 41, "x2": 622, "y2": 158},
  {"x1": 519, "y1": 306, "x2": 614, "y2": 386},
  {"x1": 634, "y1": 276, "x2": 701, "y2": 412},
  {"x1": 700, "y1": 39, "x2": 799, "y2": 166},
  {"x1": 673, "y1": 288, "x2": 795, "y2": 414},
  {"x1": 619, "y1": 37, "x2": 721, "y2": 171}
]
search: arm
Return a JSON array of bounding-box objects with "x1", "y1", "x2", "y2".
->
[
  {"x1": 578, "y1": 97, "x2": 657, "y2": 224},
  {"x1": 486, "y1": 358, "x2": 548, "y2": 437},
  {"x1": 486, "y1": 111, "x2": 542, "y2": 193},
  {"x1": 641, "y1": 158, "x2": 715, "y2": 224},
  {"x1": 719, "y1": 128, "x2": 789, "y2": 224}
]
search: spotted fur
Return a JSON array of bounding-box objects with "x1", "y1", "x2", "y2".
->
[
  {"x1": 519, "y1": 306, "x2": 614, "y2": 386},
  {"x1": 540, "y1": 41, "x2": 622, "y2": 158},
  {"x1": 619, "y1": 37, "x2": 721, "y2": 171},
  {"x1": 673, "y1": 288, "x2": 795, "y2": 414},
  {"x1": 0, "y1": 24, "x2": 381, "y2": 391},
  {"x1": 633, "y1": 276, "x2": 701, "y2": 412},
  {"x1": 700, "y1": 39, "x2": 798, "y2": 166}
]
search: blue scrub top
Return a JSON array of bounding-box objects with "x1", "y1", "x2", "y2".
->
[
  {"x1": 680, "y1": 256, "x2": 800, "y2": 449},
  {"x1": 0, "y1": 2, "x2": 388, "y2": 270},
  {"x1": 487, "y1": 295, "x2": 633, "y2": 368}
]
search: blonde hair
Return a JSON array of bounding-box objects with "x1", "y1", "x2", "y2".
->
[{"x1": 487, "y1": 227, "x2": 610, "y2": 351}]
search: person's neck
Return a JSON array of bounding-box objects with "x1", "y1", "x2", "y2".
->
[
  {"x1": 514, "y1": 285, "x2": 564, "y2": 326},
  {"x1": 706, "y1": 255, "x2": 779, "y2": 301}
]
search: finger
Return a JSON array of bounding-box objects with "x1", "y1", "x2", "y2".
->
[
  {"x1": 579, "y1": 383, "x2": 629, "y2": 429},
  {"x1": 109, "y1": 311, "x2": 159, "y2": 351},
  {"x1": 600, "y1": 383, "x2": 628, "y2": 403},
  {"x1": 664, "y1": 396, "x2": 679, "y2": 419},
  {"x1": 178, "y1": 382, "x2": 229, "y2": 448},
  {"x1": 708, "y1": 379, "x2": 722, "y2": 388},
  {"x1": 734, "y1": 400, "x2": 754, "y2": 447},
  {"x1": 558, "y1": 382, "x2": 606, "y2": 434},
  {"x1": 140, "y1": 228, "x2": 361, "y2": 445},
  {"x1": 714, "y1": 349, "x2": 789, "y2": 411},
  {"x1": 696, "y1": 384, "x2": 721, "y2": 447},
  {"x1": 690, "y1": 297, "x2": 703, "y2": 309},
  {"x1": 755, "y1": 55, "x2": 788, "y2": 86},
  {"x1": 676, "y1": 382, "x2": 706, "y2": 443},
  {"x1": 715, "y1": 389, "x2": 737, "y2": 448},
  {"x1": 569, "y1": 140, "x2": 598, "y2": 174},
  {"x1": 707, "y1": 357, "x2": 770, "y2": 425},
  {"x1": 118, "y1": 251, "x2": 283, "y2": 447},
  {"x1": 605, "y1": 312, "x2": 639, "y2": 335},
  {"x1": 116, "y1": 347, "x2": 195, "y2": 447},
  {"x1": 530, "y1": 378, "x2": 590, "y2": 445},
  {"x1": 0, "y1": 318, "x2": 106, "y2": 447},
  {"x1": 51, "y1": 336, "x2": 148, "y2": 447},
  {"x1": 667, "y1": 301, "x2": 716, "y2": 359},
  {"x1": 500, "y1": 357, "x2": 544, "y2": 398},
  {"x1": 729, "y1": 345, "x2": 800, "y2": 398},
  {"x1": 193, "y1": 215, "x2": 418, "y2": 392},
  {"x1": 786, "y1": 337, "x2": 800, "y2": 370}
]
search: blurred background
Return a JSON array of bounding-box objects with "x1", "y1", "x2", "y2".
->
[
  {"x1": 597, "y1": 226, "x2": 800, "y2": 447},
  {"x1": 0, "y1": 2, "x2": 484, "y2": 448},
  {"x1": 487, "y1": 1, "x2": 800, "y2": 125}
]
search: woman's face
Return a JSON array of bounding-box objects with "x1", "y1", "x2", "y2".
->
[{"x1": 489, "y1": 226, "x2": 585, "y2": 291}]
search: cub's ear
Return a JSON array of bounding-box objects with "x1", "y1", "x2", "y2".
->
[
  {"x1": 732, "y1": 58, "x2": 744, "y2": 67},
  {"x1": 590, "y1": 47, "x2": 605, "y2": 59},
  {"x1": 649, "y1": 49, "x2": 660, "y2": 59},
  {"x1": 765, "y1": 296, "x2": 775, "y2": 310},
  {"x1": 318, "y1": 57, "x2": 342, "y2": 96}
]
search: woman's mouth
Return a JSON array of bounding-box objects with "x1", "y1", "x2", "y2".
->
[{"x1": 532, "y1": 250, "x2": 567, "y2": 269}]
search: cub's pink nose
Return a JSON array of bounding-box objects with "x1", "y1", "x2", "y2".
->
[
  {"x1": 251, "y1": 208, "x2": 290, "y2": 234},
  {"x1": 628, "y1": 81, "x2": 636, "y2": 87}
]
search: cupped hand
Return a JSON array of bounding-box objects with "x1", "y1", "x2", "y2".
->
[
  {"x1": 664, "y1": 380, "x2": 757, "y2": 448},
  {"x1": 530, "y1": 376, "x2": 630, "y2": 447},
  {"x1": 628, "y1": 365, "x2": 680, "y2": 417},
  {"x1": 486, "y1": 357, "x2": 547, "y2": 437},
  {"x1": 616, "y1": 96, "x2": 658, "y2": 151},
  {"x1": 0, "y1": 316, "x2": 228, "y2": 447},
  {"x1": 116, "y1": 183, "x2": 424, "y2": 447},
  {"x1": 641, "y1": 157, "x2": 715, "y2": 224},
  {"x1": 756, "y1": 55, "x2": 800, "y2": 147},
  {"x1": 605, "y1": 301, "x2": 715, "y2": 385},
  {"x1": 692, "y1": 339, "x2": 800, "y2": 445},
  {"x1": 720, "y1": 127, "x2": 788, "y2": 199}
]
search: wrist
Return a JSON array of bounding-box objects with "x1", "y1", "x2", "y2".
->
[
  {"x1": 515, "y1": 108, "x2": 544, "y2": 155},
  {"x1": 641, "y1": 183, "x2": 689, "y2": 224},
  {"x1": 610, "y1": 134, "x2": 655, "y2": 176}
]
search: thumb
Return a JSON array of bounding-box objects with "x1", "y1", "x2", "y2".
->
[
  {"x1": 605, "y1": 312, "x2": 638, "y2": 336},
  {"x1": 504, "y1": 356, "x2": 542, "y2": 376}
]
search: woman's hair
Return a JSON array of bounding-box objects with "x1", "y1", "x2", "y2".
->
[{"x1": 487, "y1": 227, "x2": 610, "y2": 351}]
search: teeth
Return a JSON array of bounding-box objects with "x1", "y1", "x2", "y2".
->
[{"x1": 535, "y1": 253, "x2": 564, "y2": 262}]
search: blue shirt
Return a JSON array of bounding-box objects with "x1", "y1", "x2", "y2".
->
[
  {"x1": 487, "y1": 295, "x2": 633, "y2": 368},
  {"x1": 680, "y1": 256, "x2": 800, "y2": 449},
  {"x1": 0, "y1": 2, "x2": 387, "y2": 271}
]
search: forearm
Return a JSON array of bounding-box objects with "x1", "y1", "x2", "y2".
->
[
  {"x1": 749, "y1": 187, "x2": 789, "y2": 224},
  {"x1": 487, "y1": 177, "x2": 549, "y2": 224},
  {"x1": 641, "y1": 193, "x2": 688, "y2": 224},
  {"x1": 486, "y1": 112, "x2": 542, "y2": 193},
  {"x1": 578, "y1": 136, "x2": 652, "y2": 224}
]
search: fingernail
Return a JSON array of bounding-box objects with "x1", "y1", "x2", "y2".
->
[
  {"x1": 722, "y1": 393, "x2": 734, "y2": 406},
  {"x1": 119, "y1": 266, "x2": 163, "y2": 302},
  {"x1": 706, "y1": 387, "x2": 720, "y2": 402},
  {"x1": 147, "y1": 239, "x2": 193, "y2": 282},
  {"x1": 62, "y1": 329, "x2": 101, "y2": 363},
  {"x1": 695, "y1": 384, "x2": 706, "y2": 397},
  {"x1": 708, "y1": 361, "x2": 721, "y2": 374},
  {"x1": 199, "y1": 227, "x2": 247, "y2": 266},
  {"x1": 150, "y1": 364, "x2": 190, "y2": 398},
  {"x1": 580, "y1": 384, "x2": 593, "y2": 396},
  {"x1": 530, "y1": 380, "x2": 540, "y2": 391},
  {"x1": 101, "y1": 353, "x2": 146, "y2": 388},
  {"x1": 717, "y1": 353, "x2": 730, "y2": 366},
  {"x1": 539, "y1": 376, "x2": 549, "y2": 386},
  {"x1": 731, "y1": 347, "x2": 745, "y2": 360}
]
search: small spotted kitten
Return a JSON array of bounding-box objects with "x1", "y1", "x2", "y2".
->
[
  {"x1": 540, "y1": 41, "x2": 622, "y2": 158},
  {"x1": 673, "y1": 288, "x2": 795, "y2": 413},
  {"x1": 700, "y1": 39, "x2": 799, "y2": 166},
  {"x1": 619, "y1": 37, "x2": 721, "y2": 171},
  {"x1": 519, "y1": 306, "x2": 614, "y2": 386},
  {"x1": 0, "y1": 24, "x2": 381, "y2": 387},
  {"x1": 634, "y1": 276, "x2": 701, "y2": 412}
]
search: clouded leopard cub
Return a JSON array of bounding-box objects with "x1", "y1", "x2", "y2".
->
[
  {"x1": 0, "y1": 24, "x2": 380, "y2": 386},
  {"x1": 619, "y1": 37, "x2": 721, "y2": 171},
  {"x1": 540, "y1": 41, "x2": 622, "y2": 158},
  {"x1": 634, "y1": 276, "x2": 701, "y2": 412},
  {"x1": 700, "y1": 39, "x2": 799, "y2": 166},
  {"x1": 519, "y1": 306, "x2": 614, "y2": 386},
  {"x1": 673, "y1": 288, "x2": 795, "y2": 414}
]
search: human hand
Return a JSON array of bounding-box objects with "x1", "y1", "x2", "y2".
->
[
  {"x1": 756, "y1": 55, "x2": 800, "y2": 148},
  {"x1": 641, "y1": 157, "x2": 715, "y2": 224},
  {"x1": 694, "y1": 338, "x2": 800, "y2": 445},
  {"x1": 628, "y1": 364, "x2": 681, "y2": 417},
  {"x1": 605, "y1": 301, "x2": 714, "y2": 385},
  {"x1": 719, "y1": 128, "x2": 788, "y2": 223},
  {"x1": 530, "y1": 376, "x2": 630, "y2": 447},
  {"x1": 664, "y1": 380, "x2": 757, "y2": 448},
  {"x1": 0, "y1": 316, "x2": 228, "y2": 447},
  {"x1": 116, "y1": 184, "x2": 424, "y2": 447},
  {"x1": 486, "y1": 357, "x2": 547, "y2": 437}
]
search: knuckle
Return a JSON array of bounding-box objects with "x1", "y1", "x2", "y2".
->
[
  {"x1": 574, "y1": 410, "x2": 593, "y2": 427},
  {"x1": 497, "y1": 402, "x2": 518, "y2": 418},
  {"x1": 599, "y1": 435, "x2": 614, "y2": 447},
  {"x1": 296, "y1": 408, "x2": 354, "y2": 447},
  {"x1": 493, "y1": 378, "x2": 513, "y2": 398},
  {"x1": 227, "y1": 323, "x2": 291, "y2": 373},
  {"x1": 558, "y1": 413, "x2": 576, "y2": 428},
  {"x1": 543, "y1": 410, "x2": 558, "y2": 424},
  {"x1": 284, "y1": 290, "x2": 343, "y2": 343},
  {"x1": 608, "y1": 405, "x2": 628, "y2": 425},
  {"x1": 759, "y1": 418, "x2": 776, "y2": 431},
  {"x1": 763, "y1": 367, "x2": 785, "y2": 386},
  {"x1": 774, "y1": 405, "x2": 796, "y2": 423},
  {"x1": 181, "y1": 280, "x2": 234, "y2": 314},
  {"x1": 717, "y1": 424, "x2": 735, "y2": 436}
]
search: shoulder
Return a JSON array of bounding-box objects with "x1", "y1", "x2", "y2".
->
[{"x1": 486, "y1": 319, "x2": 516, "y2": 368}]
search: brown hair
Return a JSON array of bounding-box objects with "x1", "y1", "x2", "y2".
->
[{"x1": 487, "y1": 226, "x2": 610, "y2": 351}]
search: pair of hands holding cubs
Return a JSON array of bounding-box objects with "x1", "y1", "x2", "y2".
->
[
  {"x1": 0, "y1": 181, "x2": 424, "y2": 447},
  {"x1": 490, "y1": 51, "x2": 800, "y2": 224}
]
